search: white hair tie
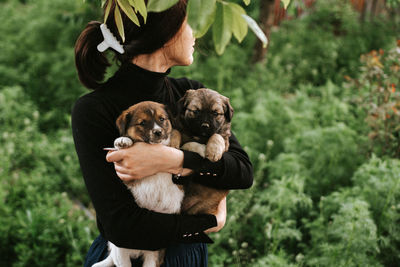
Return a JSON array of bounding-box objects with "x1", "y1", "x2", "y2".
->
[{"x1": 97, "y1": 23, "x2": 125, "y2": 54}]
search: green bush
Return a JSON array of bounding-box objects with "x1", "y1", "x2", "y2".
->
[
  {"x1": 283, "y1": 123, "x2": 365, "y2": 198},
  {"x1": 304, "y1": 156, "x2": 400, "y2": 266},
  {"x1": 268, "y1": 153, "x2": 308, "y2": 181},
  {"x1": 0, "y1": 182, "x2": 13, "y2": 265},
  {"x1": 306, "y1": 198, "x2": 381, "y2": 267},
  {"x1": 267, "y1": 0, "x2": 397, "y2": 88},
  {"x1": 0, "y1": 0, "x2": 99, "y2": 130},
  {"x1": 352, "y1": 156, "x2": 400, "y2": 265},
  {"x1": 232, "y1": 89, "x2": 316, "y2": 161},
  {"x1": 0, "y1": 86, "x2": 96, "y2": 266},
  {"x1": 0, "y1": 86, "x2": 42, "y2": 174},
  {"x1": 210, "y1": 172, "x2": 312, "y2": 266},
  {"x1": 1, "y1": 177, "x2": 95, "y2": 266},
  {"x1": 0, "y1": 86, "x2": 89, "y2": 202},
  {"x1": 253, "y1": 250, "x2": 299, "y2": 267}
]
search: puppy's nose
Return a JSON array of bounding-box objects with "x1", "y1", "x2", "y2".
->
[
  {"x1": 153, "y1": 129, "x2": 162, "y2": 137},
  {"x1": 201, "y1": 123, "x2": 210, "y2": 129}
]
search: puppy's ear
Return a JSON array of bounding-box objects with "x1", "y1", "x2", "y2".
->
[
  {"x1": 223, "y1": 96, "x2": 234, "y2": 122},
  {"x1": 116, "y1": 111, "x2": 132, "y2": 136},
  {"x1": 177, "y1": 89, "x2": 195, "y2": 116},
  {"x1": 175, "y1": 97, "x2": 185, "y2": 119}
]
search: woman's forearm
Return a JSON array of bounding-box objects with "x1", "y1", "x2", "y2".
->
[
  {"x1": 106, "y1": 143, "x2": 193, "y2": 182},
  {"x1": 161, "y1": 145, "x2": 193, "y2": 176}
]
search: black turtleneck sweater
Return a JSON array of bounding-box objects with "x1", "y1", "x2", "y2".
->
[{"x1": 71, "y1": 63, "x2": 253, "y2": 250}]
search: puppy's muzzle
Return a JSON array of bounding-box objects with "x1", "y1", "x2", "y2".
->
[
  {"x1": 201, "y1": 123, "x2": 210, "y2": 129},
  {"x1": 149, "y1": 123, "x2": 168, "y2": 144},
  {"x1": 152, "y1": 129, "x2": 162, "y2": 137}
]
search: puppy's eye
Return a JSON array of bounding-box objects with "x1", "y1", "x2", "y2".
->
[
  {"x1": 212, "y1": 111, "x2": 221, "y2": 116},
  {"x1": 138, "y1": 120, "x2": 146, "y2": 126},
  {"x1": 159, "y1": 117, "x2": 165, "y2": 122},
  {"x1": 187, "y1": 109, "x2": 199, "y2": 115}
]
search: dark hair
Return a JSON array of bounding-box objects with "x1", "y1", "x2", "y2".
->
[{"x1": 75, "y1": 0, "x2": 187, "y2": 89}]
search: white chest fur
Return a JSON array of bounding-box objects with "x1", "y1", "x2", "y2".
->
[
  {"x1": 92, "y1": 173, "x2": 185, "y2": 267},
  {"x1": 127, "y1": 172, "x2": 184, "y2": 214}
]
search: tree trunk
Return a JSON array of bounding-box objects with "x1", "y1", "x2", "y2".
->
[
  {"x1": 370, "y1": 0, "x2": 379, "y2": 19},
  {"x1": 252, "y1": 0, "x2": 276, "y2": 63},
  {"x1": 357, "y1": 0, "x2": 387, "y2": 22}
]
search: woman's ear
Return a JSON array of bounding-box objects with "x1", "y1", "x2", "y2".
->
[
  {"x1": 116, "y1": 111, "x2": 132, "y2": 136},
  {"x1": 223, "y1": 96, "x2": 234, "y2": 122}
]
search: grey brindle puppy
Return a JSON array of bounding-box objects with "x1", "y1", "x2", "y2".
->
[{"x1": 176, "y1": 88, "x2": 233, "y2": 215}]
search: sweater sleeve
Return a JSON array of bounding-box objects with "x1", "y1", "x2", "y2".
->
[{"x1": 71, "y1": 96, "x2": 217, "y2": 250}]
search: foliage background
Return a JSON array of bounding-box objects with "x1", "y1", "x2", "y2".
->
[{"x1": 0, "y1": 0, "x2": 399, "y2": 266}]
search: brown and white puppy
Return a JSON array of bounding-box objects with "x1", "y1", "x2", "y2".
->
[
  {"x1": 176, "y1": 88, "x2": 233, "y2": 215},
  {"x1": 114, "y1": 101, "x2": 181, "y2": 149},
  {"x1": 94, "y1": 101, "x2": 183, "y2": 267}
]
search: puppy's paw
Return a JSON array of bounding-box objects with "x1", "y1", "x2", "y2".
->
[
  {"x1": 206, "y1": 134, "x2": 225, "y2": 162},
  {"x1": 114, "y1": 137, "x2": 133, "y2": 149},
  {"x1": 206, "y1": 143, "x2": 224, "y2": 162},
  {"x1": 181, "y1": 142, "x2": 206, "y2": 158}
]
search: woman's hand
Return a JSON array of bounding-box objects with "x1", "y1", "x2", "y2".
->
[
  {"x1": 205, "y1": 197, "x2": 227, "y2": 233},
  {"x1": 106, "y1": 142, "x2": 192, "y2": 182}
]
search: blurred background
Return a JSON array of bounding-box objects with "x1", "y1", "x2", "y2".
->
[{"x1": 0, "y1": 0, "x2": 399, "y2": 266}]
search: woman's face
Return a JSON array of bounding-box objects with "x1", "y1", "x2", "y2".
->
[{"x1": 164, "y1": 20, "x2": 196, "y2": 66}]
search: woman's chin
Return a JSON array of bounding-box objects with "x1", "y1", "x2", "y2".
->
[{"x1": 175, "y1": 57, "x2": 194, "y2": 67}]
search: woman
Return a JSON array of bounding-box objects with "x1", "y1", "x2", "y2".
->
[{"x1": 72, "y1": 0, "x2": 253, "y2": 266}]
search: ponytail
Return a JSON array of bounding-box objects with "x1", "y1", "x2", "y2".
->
[{"x1": 74, "y1": 21, "x2": 111, "y2": 90}]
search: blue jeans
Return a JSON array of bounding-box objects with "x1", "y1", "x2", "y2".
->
[{"x1": 84, "y1": 235, "x2": 208, "y2": 267}]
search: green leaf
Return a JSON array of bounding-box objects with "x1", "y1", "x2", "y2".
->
[
  {"x1": 243, "y1": 0, "x2": 251, "y2": 5},
  {"x1": 103, "y1": 0, "x2": 112, "y2": 23},
  {"x1": 117, "y1": 1, "x2": 140, "y2": 27},
  {"x1": 132, "y1": 0, "x2": 147, "y2": 23},
  {"x1": 242, "y1": 14, "x2": 268, "y2": 48},
  {"x1": 228, "y1": 2, "x2": 248, "y2": 43},
  {"x1": 212, "y1": 2, "x2": 233, "y2": 55},
  {"x1": 281, "y1": 0, "x2": 290, "y2": 9},
  {"x1": 117, "y1": 0, "x2": 140, "y2": 26},
  {"x1": 114, "y1": 4, "x2": 125, "y2": 42},
  {"x1": 128, "y1": 0, "x2": 136, "y2": 10},
  {"x1": 187, "y1": 0, "x2": 216, "y2": 38},
  {"x1": 147, "y1": 0, "x2": 179, "y2": 12}
]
